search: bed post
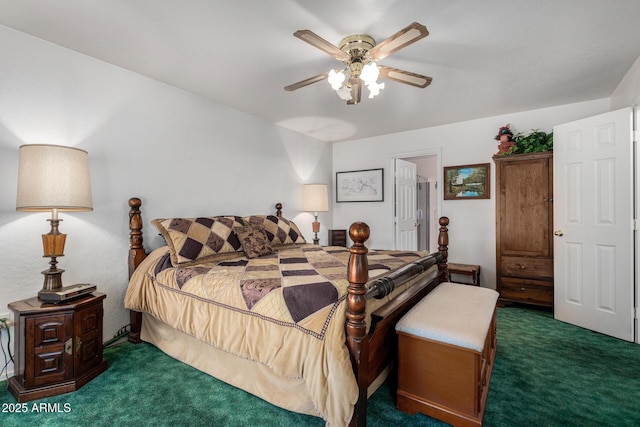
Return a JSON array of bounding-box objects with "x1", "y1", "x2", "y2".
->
[
  {"x1": 275, "y1": 202, "x2": 282, "y2": 218},
  {"x1": 346, "y1": 222, "x2": 370, "y2": 427},
  {"x1": 128, "y1": 197, "x2": 145, "y2": 344},
  {"x1": 438, "y1": 216, "x2": 450, "y2": 282},
  {"x1": 128, "y1": 197, "x2": 145, "y2": 277}
]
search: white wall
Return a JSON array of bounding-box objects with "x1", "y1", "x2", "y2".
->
[
  {"x1": 0, "y1": 25, "x2": 333, "y2": 375},
  {"x1": 611, "y1": 55, "x2": 640, "y2": 108},
  {"x1": 332, "y1": 99, "x2": 610, "y2": 289}
]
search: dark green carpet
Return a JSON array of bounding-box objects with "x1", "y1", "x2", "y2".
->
[{"x1": 2, "y1": 306, "x2": 639, "y2": 426}]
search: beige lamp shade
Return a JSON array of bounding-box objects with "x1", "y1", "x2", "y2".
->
[
  {"x1": 303, "y1": 184, "x2": 329, "y2": 212},
  {"x1": 16, "y1": 144, "x2": 93, "y2": 212}
]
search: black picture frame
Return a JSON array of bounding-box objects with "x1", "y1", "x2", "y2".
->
[{"x1": 336, "y1": 168, "x2": 384, "y2": 202}]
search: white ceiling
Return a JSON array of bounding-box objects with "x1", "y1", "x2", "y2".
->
[{"x1": 2, "y1": 0, "x2": 640, "y2": 143}]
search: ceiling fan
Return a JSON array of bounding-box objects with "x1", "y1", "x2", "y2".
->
[{"x1": 284, "y1": 22, "x2": 432, "y2": 105}]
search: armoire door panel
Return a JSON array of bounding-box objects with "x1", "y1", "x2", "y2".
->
[{"x1": 499, "y1": 159, "x2": 551, "y2": 258}]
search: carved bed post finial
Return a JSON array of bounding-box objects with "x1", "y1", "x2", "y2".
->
[
  {"x1": 129, "y1": 198, "x2": 142, "y2": 246},
  {"x1": 275, "y1": 202, "x2": 282, "y2": 218},
  {"x1": 438, "y1": 216, "x2": 450, "y2": 282},
  {"x1": 346, "y1": 221, "x2": 370, "y2": 426}
]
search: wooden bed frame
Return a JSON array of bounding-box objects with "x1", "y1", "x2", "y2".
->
[{"x1": 126, "y1": 197, "x2": 449, "y2": 426}]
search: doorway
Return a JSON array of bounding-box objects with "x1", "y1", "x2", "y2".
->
[{"x1": 393, "y1": 149, "x2": 441, "y2": 252}]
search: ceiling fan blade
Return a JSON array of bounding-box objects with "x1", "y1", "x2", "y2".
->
[
  {"x1": 378, "y1": 66, "x2": 432, "y2": 88},
  {"x1": 284, "y1": 73, "x2": 328, "y2": 92},
  {"x1": 347, "y1": 78, "x2": 361, "y2": 105},
  {"x1": 368, "y1": 22, "x2": 429, "y2": 61},
  {"x1": 294, "y1": 30, "x2": 350, "y2": 61}
]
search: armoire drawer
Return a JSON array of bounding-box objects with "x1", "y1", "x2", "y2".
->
[
  {"x1": 501, "y1": 256, "x2": 553, "y2": 279},
  {"x1": 499, "y1": 277, "x2": 553, "y2": 306}
]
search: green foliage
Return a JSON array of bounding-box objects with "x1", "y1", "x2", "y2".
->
[{"x1": 509, "y1": 129, "x2": 553, "y2": 154}]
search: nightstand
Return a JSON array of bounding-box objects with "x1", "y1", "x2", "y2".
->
[
  {"x1": 448, "y1": 263, "x2": 481, "y2": 286},
  {"x1": 7, "y1": 292, "x2": 108, "y2": 402},
  {"x1": 328, "y1": 229, "x2": 347, "y2": 247}
]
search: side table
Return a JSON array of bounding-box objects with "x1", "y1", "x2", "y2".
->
[
  {"x1": 328, "y1": 229, "x2": 347, "y2": 247},
  {"x1": 447, "y1": 263, "x2": 481, "y2": 286},
  {"x1": 7, "y1": 292, "x2": 108, "y2": 402}
]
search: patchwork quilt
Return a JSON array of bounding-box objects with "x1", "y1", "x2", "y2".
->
[{"x1": 125, "y1": 243, "x2": 431, "y2": 426}]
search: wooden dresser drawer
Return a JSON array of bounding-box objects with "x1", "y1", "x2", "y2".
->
[
  {"x1": 501, "y1": 256, "x2": 553, "y2": 279},
  {"x1": 499, "y1": 277, "x2": 553, "y2": 306}
]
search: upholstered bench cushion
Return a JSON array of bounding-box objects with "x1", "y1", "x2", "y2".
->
[{"x1": 396, "y1": 282, "x2": 499, "y2": 352}]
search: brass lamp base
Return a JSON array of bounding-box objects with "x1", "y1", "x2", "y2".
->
[
  {"x1": 41, "y1": 217, "x2": 66, "y2": 293},
  {"x1": 312, "y1": 216, "x2": 320, "y2": 245},
  {"x1": 42, "y1": 265, "x2": 65, "y2": 291}
]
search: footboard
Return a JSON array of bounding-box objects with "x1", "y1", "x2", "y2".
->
[{"x1": 347, "y1": 218, "x2": 449, "y2": 426}]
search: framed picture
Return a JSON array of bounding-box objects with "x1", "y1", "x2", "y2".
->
[
  {"x1": 443, "y1": 163, "x2": 490, "y2": 200},
  {"x1": 336, "y1": 168, "x2": 384, "y2": 202}
]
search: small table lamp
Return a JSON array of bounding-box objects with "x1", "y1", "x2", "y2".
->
[
  {"x1": 303, "y1": 183, "x2": 329, "y2": 245},
  {"x1": 16, "y1": 144, "x2": 93, "y2": 295}
]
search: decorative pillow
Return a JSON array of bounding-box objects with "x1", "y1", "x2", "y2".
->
[
  {"x1": 233, "y1": 225, "x2": 273, "y2": 259},
  {"x1": 152, "y1": 216, "x2": 245, "y2": 265},
  {"x1": 242, "y1": 215, "x2": 306, "y2": 246}
]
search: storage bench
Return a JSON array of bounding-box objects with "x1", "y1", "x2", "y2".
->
[{"x1": 395, "y1": 282, "x2": 499, "y2": 426}]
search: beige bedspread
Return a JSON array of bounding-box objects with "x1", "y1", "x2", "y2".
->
[{"x1": 125, "y1": 244, "x2": 430, "y2": 426}]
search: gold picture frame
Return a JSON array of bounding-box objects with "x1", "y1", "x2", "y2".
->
[{"x1": 443, "y1": 163, "x2": 490, "y2": 200}]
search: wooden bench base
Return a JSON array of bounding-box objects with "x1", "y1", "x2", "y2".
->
[
  {"x1": 396, "y1": 283, "x2": 498, "y2": 426},
  {"x1": 397, "y1": 312, "x2": 496, "y2": 426}
]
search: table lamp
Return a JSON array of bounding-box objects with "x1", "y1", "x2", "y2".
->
[
  {"x1": 16, "y1": 144, "x2": 93, "y2": 294},
  {"x1": 303, "y1": 183, "x2": 329, "y2": 245}
]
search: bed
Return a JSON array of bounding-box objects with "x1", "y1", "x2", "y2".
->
[{"x1": 124, "y1": 197, "x2": 450, "y2": 426}]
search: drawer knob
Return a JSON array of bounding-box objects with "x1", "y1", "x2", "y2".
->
[{"x1": 517, "y1": 263, "x2": 526, "y2": 269}]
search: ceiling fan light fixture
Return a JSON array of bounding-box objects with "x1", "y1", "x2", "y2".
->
[
  {"x1": 328, "y1": 69, "x2": 346, "y2": 90},
  {"x1": 367, "y1": 81, "x2": 385, "y2": 99},
  {"x1": 286, "y1": 23, "x2": 431, "y2": 104},
  {"x1": 336, "y1": 85, "x2": 353, "y2": 101},
  {"x1": 360, "y1": 62, "x2": 379, "y2": 86}
]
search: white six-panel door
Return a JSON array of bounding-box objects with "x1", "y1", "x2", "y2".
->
[
  {"x1": 395, "y1": 158, "x2": 418, "y2": 250},
  {"x1": 553, "y1": 107, "x2": 635, "y2": 341}
]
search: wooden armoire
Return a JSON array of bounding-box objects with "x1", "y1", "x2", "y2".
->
[{"x1": 494, "y1": 151, "x2": 553, "y2": 307}]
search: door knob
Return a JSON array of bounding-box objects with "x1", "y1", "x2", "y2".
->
[{"x1": 554, "y1": 230, "x2": 564, "y2": 236}]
